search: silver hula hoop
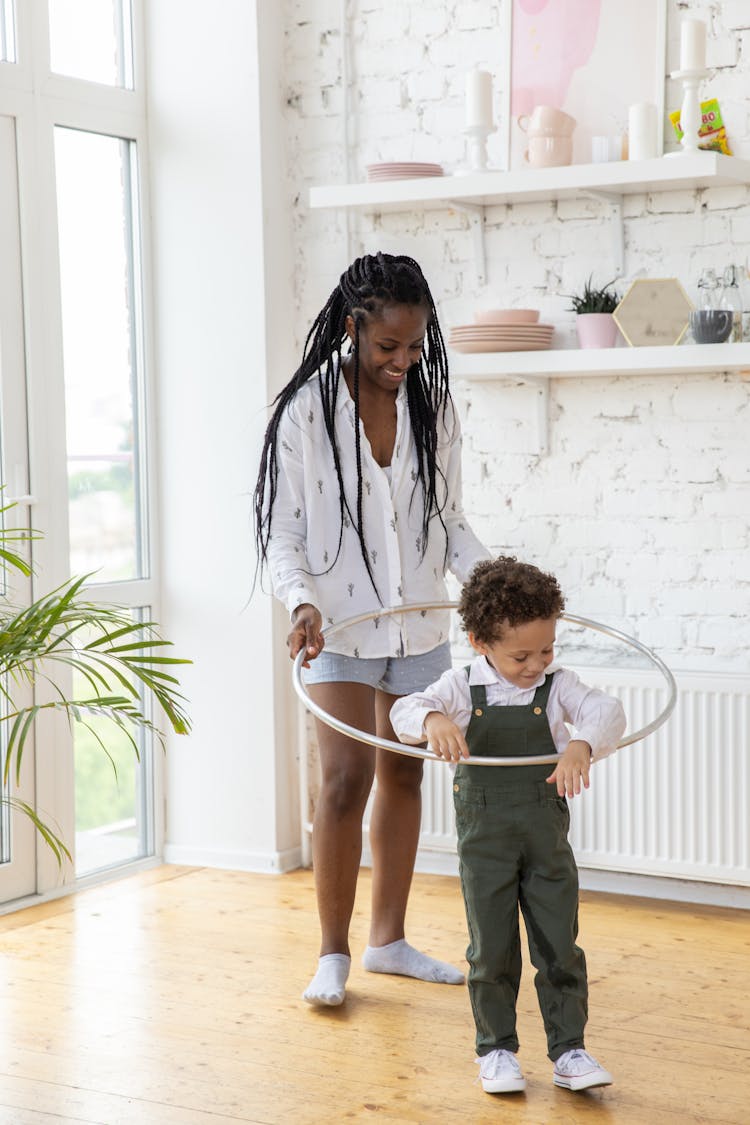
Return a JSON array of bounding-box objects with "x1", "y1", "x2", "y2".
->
[{"x1": 292, "y1": 603, "x2": 677, "y2": 766}]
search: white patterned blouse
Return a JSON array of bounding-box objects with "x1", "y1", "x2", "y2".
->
[{"x1": 265, "y1": 372, "x2": 490, "y2": 658}]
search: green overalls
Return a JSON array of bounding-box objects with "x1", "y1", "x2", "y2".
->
[{"x1": 453, "y1": 670, "x2": 588, "y2": 1062}]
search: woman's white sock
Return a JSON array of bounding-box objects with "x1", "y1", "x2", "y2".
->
[
  {"x1": 362, "y1": 939, "x2": 464, "y2": 984},
  {"x1": 302, "y1": 953, "x2": 351, "y2": 1006}
]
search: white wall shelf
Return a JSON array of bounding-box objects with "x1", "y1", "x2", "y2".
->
[
  {"x1": 309, "y1": 152, "x2": 750, "y2": 213},
  {"x1": 452, "y1": 342, "x2": 750, "y2": 454},
  {"x1": 450, "y1": 341, "x2": 750, "y2": 382},
  {"x1": 309, "y1": 152, "x2": 750, "y2": 281}
]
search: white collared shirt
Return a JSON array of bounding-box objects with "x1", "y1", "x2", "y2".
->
[
  {"x1": 390, "y1": 656, "x2": 627, "y2": 762},
  {"x1": 265, "y1": 372, "x2": 490, "y2": 657}
]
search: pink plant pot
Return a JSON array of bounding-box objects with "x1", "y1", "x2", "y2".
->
[{"x1": 575, "y1": 313, "x2": 619, "y2": 349}]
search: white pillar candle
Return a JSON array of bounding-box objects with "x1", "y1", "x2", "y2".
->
[
  {"x1": 628, "y1": 101, "x2": 658, "y2": 160},
  {"x1": 465, "y1": 68, "x2": 493, "y2": 130},
  {"x1": 680, "y1": 17, "x2": 706, "y2": 71}
]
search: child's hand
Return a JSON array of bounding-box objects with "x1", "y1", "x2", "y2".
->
[
  {"x1": 546, "y1": 739, "x2": 592, "y2": 797},
  {"x1": 424, "y1": 712, "x2": 470, "y2": 762}
]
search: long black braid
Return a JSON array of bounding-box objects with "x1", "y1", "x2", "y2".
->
[{"x1": 253, "y1": 252, "x2": 453, "y2": 600}]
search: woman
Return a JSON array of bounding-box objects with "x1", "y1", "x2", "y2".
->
[{"x1": 254, "y1": 253, "x2": 490, "y2": 1006}]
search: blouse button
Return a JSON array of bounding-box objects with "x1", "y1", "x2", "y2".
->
[
  {"x1": 533, "y1": 706, "x2": 542, "y2": 715},
  {"x1": 474, "y1": 708, "x2": 483, "y2": 717}
]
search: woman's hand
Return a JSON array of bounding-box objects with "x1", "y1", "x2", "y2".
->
[
  {"x1": 424, "y1": 711, "x2": 470, "y2": 762},
  {"x1": 546, "y1": 739, "x2": 592, "y2": 797},
  {"x1": 287, "y1": 604, "x2": 324, "y2": 667}
]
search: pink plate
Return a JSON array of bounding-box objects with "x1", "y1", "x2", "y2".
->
[
  {"x1": 449, "y1": 340, "x2": 552, "y2": 353},
  {"x1": 450, "y1": 325, "x2": 553, "y2": 337},
  {"x1": 366, "y1": 162, "x2": 443, "y2": 178},
  {"x1": 473, "y1": 309, "x2": 540, "y2": 325}
]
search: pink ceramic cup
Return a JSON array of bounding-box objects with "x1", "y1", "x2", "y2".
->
[
  {"x1": 524, "y1": 135, "x2": 573, "y2": 168},
  {"x1": 518, "y1": 105, "x2": 577, "y2": 137}
]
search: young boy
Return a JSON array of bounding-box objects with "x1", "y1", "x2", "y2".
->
[{"x1": 390, "y1": 556, "x2": 626, "y2": 1095}]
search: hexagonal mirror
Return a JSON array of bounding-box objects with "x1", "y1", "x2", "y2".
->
[{"x1": 613, "y1": 278, "x2": 694, "y2": 346}]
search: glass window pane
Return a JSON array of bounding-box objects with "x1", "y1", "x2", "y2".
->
[
  {"x1": 54, "y1": 127, "x2": 148, "y2": 583},
  {"x1": 0, "y1": 684, "x2": 10, "y2": 865},
  {"x1": 0, "y1": 2, "x2": 16, "y2": 63},
  {"x1": 0, "y1": 506, "x2": 28, "y2": 866},
  {"x1": 74, "y1": 610, "x2": 153, "y2": 876},
  {"x1": 48, "y1": 0, "x2": 133, "y2": 88}
]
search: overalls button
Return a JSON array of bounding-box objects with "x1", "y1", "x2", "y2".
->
[
  {"x1": 474, "y1": 708, "x2": 483, "y2": 716},
  {"x1": 453, "y1": 784, "x2": 460, "y2": 793},
  {"x1": 533, "y1": 706, "x2": 542, "y2": 715}
]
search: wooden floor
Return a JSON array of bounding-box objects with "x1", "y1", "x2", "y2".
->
[{"x1": 0, "y1": 866, "x2": 748, "y2": 1124}]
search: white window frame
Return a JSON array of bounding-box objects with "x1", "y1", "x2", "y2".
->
[{"x1": 0, "y1": 0, "x2": 163, "y2": 901}]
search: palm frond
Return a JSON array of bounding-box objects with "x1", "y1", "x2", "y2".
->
[
  {"x1": 0, "y1": 498, "x2": 192, "y2": 865},
  {"x1": 0, "y1": 499, "x2": 37, "y2": 577},
  {"x1": 2, "y1": 797, "x2": 72, "y2": 864}
]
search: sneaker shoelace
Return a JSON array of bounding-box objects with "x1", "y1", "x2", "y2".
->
[
  {"x1": 558, "y1": 1049, "x2": 598, "y2": 1074},
  {"x1": 480, "y1": 1050, "x2": 519, "y2": 1078}
]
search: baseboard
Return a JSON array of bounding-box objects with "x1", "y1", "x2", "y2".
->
[
  {"x1": 163, "y1": 842, "x2": 303, "y2": 874},
  {"x1": 576, "y1": 867, "x2": 750, "y2": 910},
  {"x1": 365, "y1": 848, "x2": 750, "y2": 910}
]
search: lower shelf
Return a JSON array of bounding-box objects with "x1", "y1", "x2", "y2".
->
[
  {"x1": 451, "y1": 341, "x2": 750, "y2": 455},
  {"x1": 450, "y1": 341, "x2": 750, "y2": 381}
]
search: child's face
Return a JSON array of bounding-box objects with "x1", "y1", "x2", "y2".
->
[{"x1": 469, "y1": 616, "x2": 557, "y2": 688}]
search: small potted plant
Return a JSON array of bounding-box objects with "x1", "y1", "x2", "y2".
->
[{"x1": 566, "y1": 276, "x2": 621, "y2": 349}]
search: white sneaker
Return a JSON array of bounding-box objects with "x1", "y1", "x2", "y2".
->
[
  {"x1": 476, "y1": 1049, "x2": 526, "y2": 1093},
  {"x1": 553, "y1": 1048, "x2": 613, "y2": 1091}
]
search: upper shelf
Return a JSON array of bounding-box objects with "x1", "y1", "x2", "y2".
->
[
  {"x1": 449, "y1": 342, "x2": 750, "y2": 382},
  {"x1": 309, "y1": 152, "x2": 750, "y2": 212}
]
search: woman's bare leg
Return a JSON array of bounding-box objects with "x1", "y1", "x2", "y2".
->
[
  {"x1": 307, "y1": 681, "x2": 376, "y2": 957},
  {"x1": 367, "y1": 690, "x2": 422, "y2": 947},
  {"x1": 362, "y1": 690, "x2": 464, "y2": 985}
]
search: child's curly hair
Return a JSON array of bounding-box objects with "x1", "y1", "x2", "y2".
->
[{"x1": 458, "y1": 556, "x2": 565, "y2": 644}]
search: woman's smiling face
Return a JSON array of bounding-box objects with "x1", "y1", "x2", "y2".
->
[{"x1": 346, "y1": 302, "x2": 429, "y2": 392}]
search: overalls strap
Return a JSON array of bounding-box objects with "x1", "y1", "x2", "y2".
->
[
  {"x1": 457, "y1": 669, "x2": 558, "y2": 785},
  {"x1": 531, "y1": 672, "x2": 554, "y2": 712}
]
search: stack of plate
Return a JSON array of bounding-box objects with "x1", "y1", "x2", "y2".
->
[
  {"x1": 366, "y1": 162, "x2": 444, "y2": 181},
  {"x1": 449, "y1": 323, "x2": 554, "y2": 353},
  {"x1": 449, "y1": 309, "x2": 554, "y2": 353}
]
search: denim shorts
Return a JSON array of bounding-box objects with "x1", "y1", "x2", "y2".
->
[{"x1": 302, "y1": 640, "x2": 452, "y2": 696}]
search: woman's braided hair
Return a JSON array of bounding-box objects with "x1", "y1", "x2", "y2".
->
[{"x1": 253, "y1": 252, "x2": 452, "y2": 599}]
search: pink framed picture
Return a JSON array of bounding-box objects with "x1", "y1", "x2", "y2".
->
[{"x1": 502, "y1": 0, "x2": 667, "y2": 170}]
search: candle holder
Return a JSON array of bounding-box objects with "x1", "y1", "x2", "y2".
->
[
  {"x1": 456, "y1": 124, "x2": 493, "y2": 176},
  {"x1": 667, "y1": 67, "x2": 711, "y2": 157}
]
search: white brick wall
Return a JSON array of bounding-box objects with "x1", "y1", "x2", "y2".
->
[{"x1": 283, "y1": 0, "x2": 750, "y2": 673}]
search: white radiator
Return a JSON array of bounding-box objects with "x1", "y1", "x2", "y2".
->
[{"x1": 365, "y1": 668, "x2": 750, "y2": 889}]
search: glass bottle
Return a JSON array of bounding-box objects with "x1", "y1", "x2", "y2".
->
[
  {"x1": 696, "y1": 267, "x2": 720, "y2": 310},
  {"x1": 720, "y1": 264, "x2": 743, "y2": 343}
]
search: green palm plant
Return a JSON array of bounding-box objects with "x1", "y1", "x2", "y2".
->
[{"x1": 0, "y1": 498, "x2": 191, "y2": 864}]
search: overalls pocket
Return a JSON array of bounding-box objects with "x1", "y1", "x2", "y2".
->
[{"x1": 452, "y1": 779, "x2": 485, "y2": 837}]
